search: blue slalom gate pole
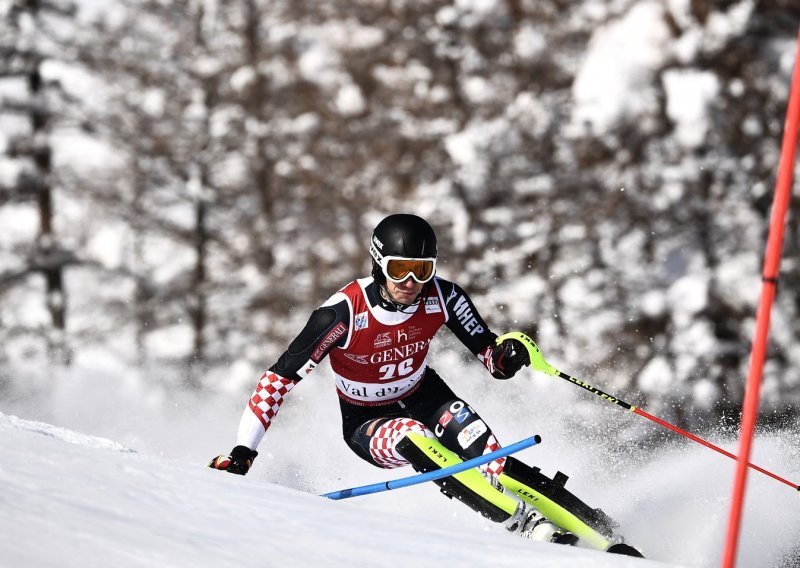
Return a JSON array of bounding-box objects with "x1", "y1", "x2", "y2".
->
[{"x1": 322, "y1": 434, "x2": 541, "y2": 500}]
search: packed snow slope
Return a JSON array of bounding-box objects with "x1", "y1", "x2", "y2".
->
[
  {"x1": 2, "y1": 362, "x2": 799, "y2": 567},
  {"x1": 1, "y1": 412, "x2": 668, "y2": 568}
]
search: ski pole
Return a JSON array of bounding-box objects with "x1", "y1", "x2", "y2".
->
[
  {"x1": 323, "y1": 433, "x2": 541, "y2": 500},
  {"x1": 500, "y1": 332, "x2": 800, "y2": 492}
]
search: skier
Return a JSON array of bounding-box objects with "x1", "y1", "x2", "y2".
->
[{"x1": 210, "y1": 213, "x2": 641, "y2": 556}]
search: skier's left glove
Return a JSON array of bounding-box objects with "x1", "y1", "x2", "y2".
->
[
  {"x1": 209, "y1": 445, "x2": 258, "y2": 475},
  {"x1": 491, "y1": 337, "x2": 530, "y2": 379}
]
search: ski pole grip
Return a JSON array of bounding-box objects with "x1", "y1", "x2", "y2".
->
[{"x1": 497, "y1": 331, "x2": 558, "y2": 376}]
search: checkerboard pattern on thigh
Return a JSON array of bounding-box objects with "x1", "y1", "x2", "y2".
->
[
  {"x1": 480, "y1": 433, "x2": 506, "y2": 477},
  {"x1": 248, "y1": 372, "x2": 296, "y2": 430},
  {"x1": 369, "y1": 418, "x2": 433, "y2": 469}
]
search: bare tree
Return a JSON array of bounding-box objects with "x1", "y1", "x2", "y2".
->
[{"x1": 1, "y1": 0, "x2": 79, "y2": 365}]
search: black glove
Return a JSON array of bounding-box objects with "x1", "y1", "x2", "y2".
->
[
  {"x1": 209, "y1": 445, "x2": 258, "y2": 475},
  {"x1": 491, "y1": 338, "x2": 530, "y2": 379}
]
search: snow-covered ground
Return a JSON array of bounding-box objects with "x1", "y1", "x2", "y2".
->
[
  {"x1": 0, "y1": 411, "x2": 669, "y2": 568},
  {"x1": 2, "y1": 361, "x2": 799, "y2": 567}
]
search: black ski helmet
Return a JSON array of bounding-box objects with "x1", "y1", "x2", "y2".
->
[{"x1": 370, "y1": 214, "x2": 437, "y2": 284}]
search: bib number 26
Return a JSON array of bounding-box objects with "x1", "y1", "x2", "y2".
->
[{"x1": 378, "y1": 358, "x2": 413, "y2": 380}]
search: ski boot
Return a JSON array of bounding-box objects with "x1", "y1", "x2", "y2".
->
[
  {"x1": 499, "y1": 457, "x2": 645, "y2": 557},
  {"x1": 506, "y1": 502, "x2": 579, "y2": 545}
]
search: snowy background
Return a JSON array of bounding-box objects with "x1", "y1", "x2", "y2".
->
[{"x1": 2, "y1": 0, "x2": 800, "y2": 566}]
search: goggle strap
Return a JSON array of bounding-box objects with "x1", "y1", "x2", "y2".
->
[{"x1": 369, "y1": 242, "x2": 383, "y2": 263}]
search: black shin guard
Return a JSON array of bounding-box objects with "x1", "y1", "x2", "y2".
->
[
  {"x1": 430, "y1": 399, "x2": 492, "y2": 460},
  {"x1": 395, "y1": 435, "x2": 516, "y2": 523},
  {"x1": 501, "y1": 456, "x2": 618, "y2": 538}
]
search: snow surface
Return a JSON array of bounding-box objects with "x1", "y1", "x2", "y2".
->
[
  {"x1": 0, "y1": 411, "x2": 660, "y2": 568},
  {"x1": 2, "y1": 363, "x2": 799, "y2": 567}
]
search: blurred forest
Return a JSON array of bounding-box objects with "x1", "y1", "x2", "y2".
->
[{"x1": 1, "y1": 0, "x2": 799, "y2": 429}]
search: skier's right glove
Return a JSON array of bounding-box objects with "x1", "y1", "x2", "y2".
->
[
  {"x1": 491, "y1": 337, "x2": 530, "y2": 379},
  {"x1": 209, "y1": 445, "x2": 258, "y2": 475}
]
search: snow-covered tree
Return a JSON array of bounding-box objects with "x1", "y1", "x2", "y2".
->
[{"x1": 1, "y1": 0, "x2": 799, "y2": 423}]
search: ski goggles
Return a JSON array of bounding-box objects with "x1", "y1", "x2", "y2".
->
[{"x1": 379, "y1": 256, "x2": 437, "y2": 284}]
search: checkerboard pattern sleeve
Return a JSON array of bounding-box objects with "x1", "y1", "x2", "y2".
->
[
  {"x1": 247, "y1": 372, "x2": 296, "y2": 430},
  {"x1": 369, "y1": 418, "x2": 433, "y2": 469}
]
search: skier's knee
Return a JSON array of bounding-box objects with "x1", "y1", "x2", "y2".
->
[
  {"x1": 349, "y1": 417, "x2": 433, "y2": 469},
  {"x1": 431, "y1": 399, "x2": 494, "y2": 460}
]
